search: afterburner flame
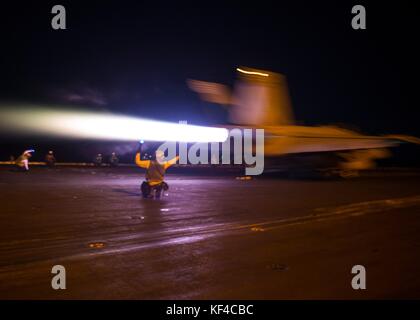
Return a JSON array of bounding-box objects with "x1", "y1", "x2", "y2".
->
[{"x1": 0, "y1": 106, "x2": 229, "y2": 143}]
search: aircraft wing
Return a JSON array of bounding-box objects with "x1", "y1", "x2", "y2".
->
[{"x1": 263, "y1": 125, "x2": 413, "y2": 156}]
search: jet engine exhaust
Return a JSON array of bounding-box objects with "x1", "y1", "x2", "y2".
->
[{"x1": 0, "y1": 106, "x2": 229, "y2": 143}]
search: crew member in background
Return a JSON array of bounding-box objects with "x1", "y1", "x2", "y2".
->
[
  {"x1": 45, "y1": 150, "x2": 56, "y2": 167},
  {"x1": 109, "y1": 152, "x2": 119, "y2": 167},
  {"x1": 94, "y1": 153, "x2": 103, "y2": 166},
  {"x1": 135, "y1": 143, "x2": 179, "y2": 199},
  {"x1": 15, "y1": 149, "x2": 34, "y2": 171}
]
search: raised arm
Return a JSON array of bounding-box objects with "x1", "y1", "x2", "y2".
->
[
  {"x1": 135, "y1": 152, "x2": 150, "y2": 169},
  {"x1": 164, "y1": 156, "x2": 180, "y2": 170}
]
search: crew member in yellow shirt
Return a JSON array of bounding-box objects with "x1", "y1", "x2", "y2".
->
[{"x1": 135, "y1": 144, "x2": 179, "y2": 199}]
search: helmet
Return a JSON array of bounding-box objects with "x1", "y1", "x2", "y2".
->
[{"x1": 155, "y1": 150, "x2": 165, "y2": 162}]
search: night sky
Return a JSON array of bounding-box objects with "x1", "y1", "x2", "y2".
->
[{"x1": 0, "y1": 1, "x2": 418, "y2": 160}]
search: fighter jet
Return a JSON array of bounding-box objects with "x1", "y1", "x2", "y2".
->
[{"x1": 188, "y1": 67, "x2": 420, "y2": 176}]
